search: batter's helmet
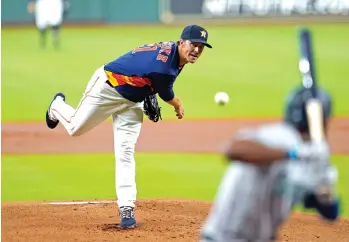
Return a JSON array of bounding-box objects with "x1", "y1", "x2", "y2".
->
[{"x1": 284, "y1": 86, "x2": 332, "y2": 132}]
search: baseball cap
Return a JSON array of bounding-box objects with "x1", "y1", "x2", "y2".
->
[{"x1": 180, "y1": 24, "x2": 212, "y2": 48}]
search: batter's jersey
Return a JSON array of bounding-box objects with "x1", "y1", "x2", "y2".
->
[
  {"x1": 104, "y1": 41, "x2": 183, "y2": 103},
  {"x1": 201, "y1": 122, "x2": 333, "y2": 242}
]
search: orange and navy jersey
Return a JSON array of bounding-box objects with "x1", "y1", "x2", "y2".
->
[{"x1": 104, "y1": 41, "x2": 182, "y2": 103}]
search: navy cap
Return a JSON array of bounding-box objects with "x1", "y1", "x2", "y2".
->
[{"x1": 180, "y1": 24, "x2": 212, "y2": 48}]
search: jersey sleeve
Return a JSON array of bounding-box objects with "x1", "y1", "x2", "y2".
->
[
  {"x1": 147, "y1": 72, "x2": 175, "y2": 102},
  {"x1": 233, "y1": 128, "x2": 259, "y2": 141},
  {"x1": 232, "y1": 126, "x2": 278, "y2": 147},
  {"x1": 235, "y1": 124, "x2": 301, "y2": 151}
]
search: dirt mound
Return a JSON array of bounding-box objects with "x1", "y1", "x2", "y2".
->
[{"x1": 2, "y1": 199, "x2": 348, "y2": 242}]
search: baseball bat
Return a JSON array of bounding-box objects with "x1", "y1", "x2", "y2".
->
[{"x1": 298, "y1": 27, "x2": 325, "y2": 142}]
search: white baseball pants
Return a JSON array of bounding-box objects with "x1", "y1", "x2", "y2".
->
[{"x1": 50, "y1": 65, "x2": 144, "y2": 208}]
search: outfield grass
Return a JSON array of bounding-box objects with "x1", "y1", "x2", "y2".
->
[
  {"x1": 2, "y1": 24, "x2": 349, "y2": 121},
  {"x1": 1, "y1": 153, "x2": 226, "y2": 202},
  {"x1": 2, "y1": 153, "x2": 348, "y2": 217}
]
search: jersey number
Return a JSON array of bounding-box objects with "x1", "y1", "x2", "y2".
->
[
  {"x1": 132, "y1": 43, "x2": 169, "y2": 63},
  {"x1": 132, "y1": 43, "x2": 159, "y2": 53},
  {"x1": 156, "y1": 54, "x2": 168, "y2": 62}
]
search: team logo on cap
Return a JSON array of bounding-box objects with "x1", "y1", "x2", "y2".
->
[{"x1": 200, "y1": 30, "x2": 207, "y2": 38}]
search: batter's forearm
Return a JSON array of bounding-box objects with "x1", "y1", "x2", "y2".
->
[{"x1": 224, "y1": 140, "x2": 288, "y2": 165}]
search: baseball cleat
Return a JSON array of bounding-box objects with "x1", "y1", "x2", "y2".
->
[
  {"x1": 46, "y1": 93, "x2": 65, "y2": 129},
  {"x1": 119, "y1": 206, "x2": 136, "y2": 229}
]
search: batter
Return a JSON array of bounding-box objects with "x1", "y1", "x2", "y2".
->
[{"x1": 200, "y1": 87, "x2": 340, "y2": 241}]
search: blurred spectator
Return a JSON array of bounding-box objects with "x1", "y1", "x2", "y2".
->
[
  {"x1": 28, "y1": 0, "x2": 70, "y2": 49},
  {"x1": 202, "y1": 0, "x2": 349, "y2": 16}
]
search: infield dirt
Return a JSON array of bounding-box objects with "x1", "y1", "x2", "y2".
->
[{"x1": 2, "y1": 118, "x2": 349, "y2": 241}]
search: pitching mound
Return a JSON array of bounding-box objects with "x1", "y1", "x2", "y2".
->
[{"x1": 2, "y1": 199, "x2": 348, "y2": 242}]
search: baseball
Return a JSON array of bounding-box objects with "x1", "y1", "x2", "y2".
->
[{"x1": 214, "y1": 92, "x2": 229, "y2": 105}]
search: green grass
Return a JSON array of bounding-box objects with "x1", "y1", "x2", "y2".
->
[
  {"x1": 1, "y1": 153, "x2": 226, "y2": 202},
  {"x1": 2, "y1": 24, "x2": 349, "y2": 121},
  {"x1": 2, "y1": 153, "x2": 349, "y2": 217}
]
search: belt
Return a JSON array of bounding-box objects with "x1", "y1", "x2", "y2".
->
[{"x1": 106, "y1": 80, "x2": 114, "y2": 88}]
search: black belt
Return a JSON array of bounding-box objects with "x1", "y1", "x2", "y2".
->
[{"x1": 106, "y1": 80, "x2": 114, "y2": 88}]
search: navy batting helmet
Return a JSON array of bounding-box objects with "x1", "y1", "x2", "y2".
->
[{"x1": 284, "y1": 86, "x2": 332, "y2": 132}]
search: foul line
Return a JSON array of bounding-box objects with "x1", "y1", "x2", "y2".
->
[{"x1": 47, "y1": 200, "x2": 115, "y2": 205}]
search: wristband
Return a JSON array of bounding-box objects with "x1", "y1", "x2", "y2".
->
[{"x1": 287, "y1": 148, "x2": 298, "y2": 160}]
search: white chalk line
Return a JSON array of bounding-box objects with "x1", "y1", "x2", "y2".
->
[{"x1": 46, "y1": 200, "x2": 116, "y2": 205}]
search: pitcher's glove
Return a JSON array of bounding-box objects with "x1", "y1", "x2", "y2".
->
[{"x1": 143, "y1": 94, "x2": 162, "y2": 122}]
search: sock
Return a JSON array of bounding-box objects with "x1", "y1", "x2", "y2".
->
[
  {"x1": 52, "y1": 25, "x2": 61, "y2": 50},
  {"x1": 39, "y1": 28, "x2": 47, "y2": 49}
]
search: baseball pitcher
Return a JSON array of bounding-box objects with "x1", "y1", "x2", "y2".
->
[
  {"x1": 45, "y1": 25, "x2": 212, "y2": 229},
  {"x1": 200, "y1": 87, "x2": 340, "y2": 242},
  {"x1": 28, "y1": 0, "x2": 69, "y2": 49}
]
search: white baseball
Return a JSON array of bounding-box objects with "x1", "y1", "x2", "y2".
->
[{"x1": 214, "y1": 92, "x2": 229, "y2": 105}]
